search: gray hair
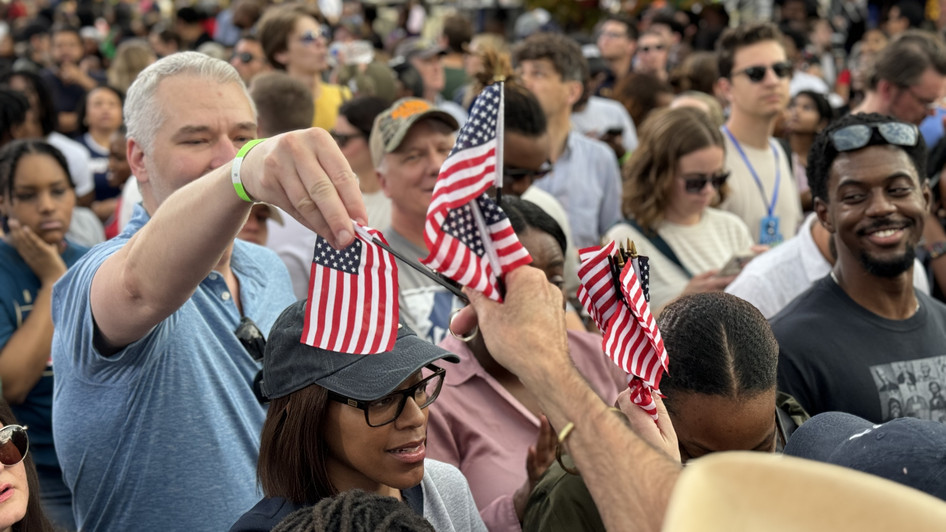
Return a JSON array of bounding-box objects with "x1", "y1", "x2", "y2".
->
[{"x1": 124, "y1": 51, "x2": 256, "y2": 153}]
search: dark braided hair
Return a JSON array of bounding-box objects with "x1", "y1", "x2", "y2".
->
[
  {"x1": 657, "y1": 292, "x2": 778, "y2": 412},
  {"x1": 0, "y1": 88, "x2": 29, "y2": 144},
  {"x1": 272, "y1": 489, "x2": 435, "y2": 532}
]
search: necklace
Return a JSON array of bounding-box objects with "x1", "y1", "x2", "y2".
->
[{"x1": 830, "y1": 271, "x2": 920, "y2": 313}]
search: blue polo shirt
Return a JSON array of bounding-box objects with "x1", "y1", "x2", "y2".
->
[{"x1": 51, "y1": 205, "x2": 294, "y2": 531}]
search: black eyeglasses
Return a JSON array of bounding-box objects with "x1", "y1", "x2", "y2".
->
[
  {"x1": 0, "y1": 425, "x2": 29, "y2": 466},
  {"x1": 504, "y1": 161, "x2": 554, "y2": 181},
  {"x1": 330, "y1": 130, "x2": 363, "y2": 148},
  {"x1": 639, "y1": 44, "x2": 666, "y2": 53},
  {"x1": 828, "y1": 122, "x2": 919, "y2": 152},
  {"x1": 231, "y1": 52, "x2": 257, "y2": 64},
  {"x1": 681, "y1": 171, "x2": 730, "y2": 194},
  {"x1": 328, "y1": 365, "x2": 445, "y2": 427},
  {"x1": 733, "y1": 61, "x2": 793, "y2": 82}
]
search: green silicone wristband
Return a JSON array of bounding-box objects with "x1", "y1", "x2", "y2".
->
[{"x1": 231, "y1": 138, "x2": 267, "y2": 202}]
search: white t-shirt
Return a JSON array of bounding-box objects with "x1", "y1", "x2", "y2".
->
[{"x1": 48, "y1": 132, "x2": 94, "y2": 197}]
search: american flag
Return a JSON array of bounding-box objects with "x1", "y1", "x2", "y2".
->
[
  {"x1": 301, "y1": 222, "x2": 399, "y2": 354},
  {"x1": 577, "y1": 242, "x2": 668, "y2": 420},
  {"x1": 422, "y1": 82, "x2": 531, "y2": 301}
]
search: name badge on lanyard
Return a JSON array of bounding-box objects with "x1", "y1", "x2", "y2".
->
[{"x1": 723, "y1": 127, "x2": 783, "y2": 245}]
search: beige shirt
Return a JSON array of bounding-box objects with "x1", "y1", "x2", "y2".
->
[
  {"x1": 720, "y1": 134, "x2": 803, "y2": 243},
  {"x1": 606, "y1": 208, "x2": 754, "y2": 310}
]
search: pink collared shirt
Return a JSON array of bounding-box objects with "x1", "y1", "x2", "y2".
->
[{"x1": 427, "y1": 330, "x2": 623, "y2": 531}]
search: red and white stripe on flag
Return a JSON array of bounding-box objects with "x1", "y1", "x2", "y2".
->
[
  {"x1": 300, "y1": 223, "x2": 399, "y2": 354},
  {"x1": 423, "y1": 194, "x2": 532, "y2": 301},
  {"x1": 576, "y1": 241, "x2": 669, "y2": 420}
]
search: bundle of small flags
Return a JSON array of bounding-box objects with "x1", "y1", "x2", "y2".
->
[{"x1": 577, "y1": 239, "x2": 668, "y2": 420}]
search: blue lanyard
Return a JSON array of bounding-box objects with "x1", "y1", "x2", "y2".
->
[{"x1": 722, "y1": 126, "x2": 780, "y2": 218}]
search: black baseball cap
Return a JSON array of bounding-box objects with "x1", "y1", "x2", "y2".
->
[{"x1": 259, "y1": 300, "x2": 459, "y2": 401}]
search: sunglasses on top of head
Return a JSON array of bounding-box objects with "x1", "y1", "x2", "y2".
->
[
  {"x1": 681, "y1": 171, "x2": 730, "y2": 194},
  {"x1": 732, "y1": 61, "x2": 793, "y2": 83},
  {"x1": 828, "y1": 122, "x2": 919, "y2": 153},
  {"x1": 0, "y1": 425, "x2": 29, "y2": 467}
]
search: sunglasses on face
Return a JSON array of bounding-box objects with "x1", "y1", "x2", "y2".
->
[
  {"x1": 681, "y1": 171, "x2": 730, "y2": 194},
  {"x1": 503, "y1": 161, "x2": 554, "y2": 181},
  {"x1": 330, "y1": 130, "x2": 363, "y2": 148},
  {"x1": 328, "y1": 365, "x2": 446, "y2": 427},
  {"x1": 639, "y1": 44, "x2": 666, "y2": 53},
  {"x1": 231, "y1": 52, "x2": 257, "y2": 64},
  {"x1": 733, "y1": 61, "x2": 793, "y2": 82},
  {"x1": 828, "y1": 122, "x2": 919, "y2": 152},
  {"x1": 299, "y1": 26, "x2": 331, "y2": 45},
  {"x1": 0, "y1": 425, "x2": 29, "y2": 467}
]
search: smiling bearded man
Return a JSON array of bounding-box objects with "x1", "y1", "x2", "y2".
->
[{"x1": 772, "y1": 112, "x2": 946, "y2": 425}]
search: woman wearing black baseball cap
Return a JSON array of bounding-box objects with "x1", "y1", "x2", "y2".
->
[{"x1": 229, "y1": 300, "x2": 484, "y2": 532}]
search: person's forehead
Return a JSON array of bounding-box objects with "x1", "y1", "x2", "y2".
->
[
  {"x1": 602, "y1": 20, "x2": 629, "y2": 35},
  {"x1": 396, "y1": 119, "x2": 454, "y2": 149},
  {"x1": 829, "y1": 144, "x2": 918, "y2": 185},
  {"x1": 732, "y1": 40, "x2": 786, "y2": 68},
  {"x1": 153, "y1": 76, "x2": 255, "y2": 128},
  {"x1": 639, "y1": 34, "x2": 663, "y2": 45},
  {"x1": 911, "y1": 68, "x2": 946, "y2": 98}
]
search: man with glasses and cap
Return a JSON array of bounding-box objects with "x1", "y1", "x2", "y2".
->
[
  {"x1": 393, "y1": 37, "x2": 468, "y2": 127},
  {"x1": 772, "y1": 112, "x2": 946, "y2": 424},
  {"x1": 716, "y1": 22, "x2": 803, "y2": 245},
  {"x1": 852, "y1": 30, "x2": 946, "y2": 127}
]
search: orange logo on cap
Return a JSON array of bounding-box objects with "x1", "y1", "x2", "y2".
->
[{"x1": 390, "y1": 100, "x2": 432, "y2": 119}]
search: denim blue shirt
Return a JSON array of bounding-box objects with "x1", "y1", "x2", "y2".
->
[
  {"x1": 51, "y1": 205, "x2": 294, "y2": 531},
  {"x1": 533, "y1": 130, "x2": 622, "y2": 248}
]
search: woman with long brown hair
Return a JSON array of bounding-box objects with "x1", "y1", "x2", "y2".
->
[{"x1": 606, "y1": 107, "x2": 755, "y2": 311}]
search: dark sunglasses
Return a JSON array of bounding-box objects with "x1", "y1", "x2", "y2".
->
[
  {"x1": 0, "y1": 425, "x2": 29, "y2": 466},
  {"x1": 829, "y1": 122, "x2": 919, "y2": 152},
  {"x1": 328, "y1": 365, "x2": 446, "y2": 427},
  {"x1": 640, "y1": 44, "x2": 666, "y2": 53},
  {"x1": 299, "y1": 26, "x2": 331, "y2": 45},
  {"x1": 504, "y1": 161, "x2": 553, "y2": 181},
  {"x1": 231, "y1": 52, "x2": 257, "y2": 64},
  {"x1": 733, "y1": 61, "x2": 793, "y2": 82},
  {"x1": 330, "y1": 130, "x2": 363, "y2": 147},
  {"x1": 681, "y1": 171, "x2": 730, "y2": 193}
]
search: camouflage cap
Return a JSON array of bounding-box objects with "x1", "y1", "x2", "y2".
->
[{"x1": 369, "y1": 98, "x2": 459, "y2": 169}]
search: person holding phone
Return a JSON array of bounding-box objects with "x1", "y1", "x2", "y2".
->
[
  {"x1": 0, "y1": 140, "x2": 87, "y2": 530},
  {"x1": 606, "y1": 107, "x2": 756, "y2": 311}
]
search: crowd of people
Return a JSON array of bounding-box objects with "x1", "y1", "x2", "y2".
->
[{"x1": 1, "y1": 0, "x2": 946, "y2": 530}]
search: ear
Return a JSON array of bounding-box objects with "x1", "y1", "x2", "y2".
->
[
  {"x1": 922, "y1": 178, "x2": 933, "y2": 212},
  {"x1": 876, "y1": 79, "x2": 897, "y2": 102},
  {"x1": 127, "y1": 137, "x2": 148, "y2": 185},
  {"x1": 814, "y1": 196, "x2": 834, "y2": 233},
  {"x1": 716, "y1": 77, "x2": 732, "y2": 105},
  {"x1": 273, "y1": 50, "x2": 288, "y2": 69},
  {"x1": 565, "y1": 79, "x2": 583, "y2": 107},
  {"x1": 377, "y1": 168, "x2": 392, "y2": 198}
]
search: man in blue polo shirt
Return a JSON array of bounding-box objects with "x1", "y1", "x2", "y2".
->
[{"x1": 50, "y1": 52, "x2": 366, "y2": 531}]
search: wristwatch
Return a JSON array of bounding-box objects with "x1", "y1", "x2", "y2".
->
[{"x1": 926, "y1": 241, "x2": 946, "y2": 260}]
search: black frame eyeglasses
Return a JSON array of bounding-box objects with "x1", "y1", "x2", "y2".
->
[
  {"x1": 330, "y1": 130, "x2": 363, "y2": 148},
  {"x1": 231, "y1": 52, "x2": 257, "y2": 64},
  {"x1": 828, "y1": 122, "x2": 919, "y2": 153},
  {"x1": 503, "y1": 161, "x2": 554, "y2": 181},
  {"x1": 733, "y1": 61, "x2": 793, "y2": 83},
  {"x1": 681, "y1": 171, "x2": 730, "y2": 194},
  {"x1": 328, "y1": 365, "x2": 446, "y2": 427},
  {"x1": 0, "y1": 425, "x2": 29, "y2": 466}
]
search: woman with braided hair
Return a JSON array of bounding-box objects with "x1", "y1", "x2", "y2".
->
[{"x1": 272, "y1": 489, "x2": 435, "y2": 532}]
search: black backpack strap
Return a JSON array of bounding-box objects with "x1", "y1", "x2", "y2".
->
[{"x1": 623, "y1": 219, "x2": 692, "y2": 278}]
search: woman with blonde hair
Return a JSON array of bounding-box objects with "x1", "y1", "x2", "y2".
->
[
  {"x1": 107, "y1": 39, "x2": 156, "y2": 94},
  {"x1": 605, "y1": 107, "x2": 755, "y2": 311}
]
